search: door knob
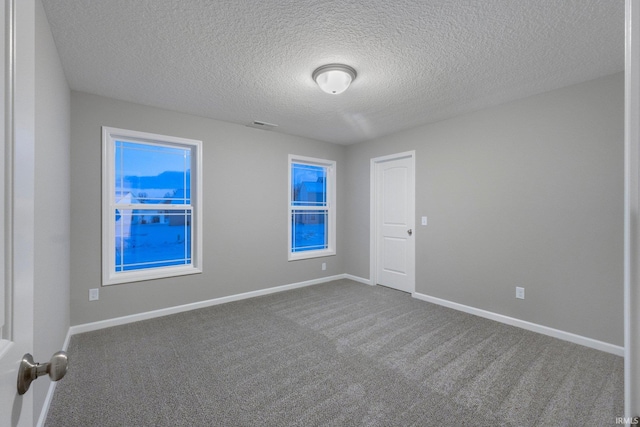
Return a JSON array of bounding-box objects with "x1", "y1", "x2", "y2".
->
[
  {"x1": 407, "y1": 229, "x2": 412, "y2": 236},
  {"x1": 17, "y1": 351, "x2": 68, "y2": 395}
]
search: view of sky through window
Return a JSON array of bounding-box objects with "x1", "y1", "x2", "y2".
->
[{"x1": 115, "y1": 141, "x2": 191, "y2": 203}]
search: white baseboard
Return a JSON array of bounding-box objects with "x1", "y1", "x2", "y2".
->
[
  {"x1": 343, "y1": 274, "x2": 371, "y2": 286},
  {"x1": 69, "y1": 274, "x2": 349, "y2": 335},
  {"x1": 412, "y1": 291, "x2": 624, "y2": 357}
]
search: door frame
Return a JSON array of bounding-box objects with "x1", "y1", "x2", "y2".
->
[
  {"x1": 625, "y1": 0, "x2": 640, "y2": 420},
  {"x1": 369, "y1": 151, "x2": 416, "y2": 293}
]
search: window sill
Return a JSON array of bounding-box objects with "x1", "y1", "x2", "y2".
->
[
  {"x1": 103, "y1": 265, "x2": 202, "y2": 286},
  {"x1": 288, "y1": 250, "x2": 335, "y2": 262}
]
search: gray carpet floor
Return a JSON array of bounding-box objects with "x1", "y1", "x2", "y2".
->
[{"x1": 45, "y1": 279, "x2": 623, "y2": 426}]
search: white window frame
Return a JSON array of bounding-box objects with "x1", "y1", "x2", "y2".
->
[
  {"x1": 288, "y1": 154, "x2": 336, "y2": 261},
  {"x1": 102, "y1": 126, "x2": 203, "y2": 285}
]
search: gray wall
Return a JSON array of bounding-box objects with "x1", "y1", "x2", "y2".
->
[
  {"x1": 34, "y1": 0, "x2": 71, "y2": 422},
  {"x1": 345, "y1": 72, "x2": 624, "y2": 346},
  {"x1": 70, "y1": 92, "x2": 346, "y2": 325}
]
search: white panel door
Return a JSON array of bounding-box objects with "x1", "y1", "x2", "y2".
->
[
  {"x1": 1, "y1": 0, "x2": 36, "y2": 425},
  {"x1": 375, "y1": 154, "x2": 415, "y2": 293}
]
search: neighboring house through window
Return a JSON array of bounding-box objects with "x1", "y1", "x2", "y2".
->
[
  {"x1": 288, "y1": 155, "x2": 336, "y2": 260},
  {"x1": 102, "y1": 127, "x2": 202, "y2": 285}
]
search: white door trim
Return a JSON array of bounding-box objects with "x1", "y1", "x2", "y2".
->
[
  {"x1": 370, "y1": 151, "x2": 416, "y2": 292},
  {"x1": 625, "y1": 0, "x2": 640, "y2": 420}
]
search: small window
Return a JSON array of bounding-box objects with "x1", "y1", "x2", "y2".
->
[
  {"x1": 288, "y1": 155, "x2": 336, "y2": 260},
  {"x1": 102, "y1": 127, "x2": 202, "y2": 285}
]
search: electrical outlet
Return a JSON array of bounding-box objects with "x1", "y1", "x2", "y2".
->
[
  {"x1": 89, "y1": 288, "x2": 99, "y2": 301},
  {"x1": 516, "y1": 287, "x2": 525, "y2": 300},
  {"x1": 322, "y1": 262, "x2": 327, "y2": 271}
]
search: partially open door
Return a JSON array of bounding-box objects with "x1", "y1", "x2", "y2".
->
[{"x1": 1, "y1": 1, "x2": 36, "y2": 425}]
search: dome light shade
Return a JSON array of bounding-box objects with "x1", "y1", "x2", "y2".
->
[{"x1": 312, "y1": 64, "x2": 357, "y2": 95}]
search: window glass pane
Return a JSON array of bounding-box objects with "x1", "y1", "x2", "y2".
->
[
  {"x1": 291, "y1": 163, "x2": 327, "y2": 207},
  {"x1": 115, "y1": 209, "x2": 192, "y2": 271},
  {"x1": 291, "y1": 210, "x2": 328, "y2": 252},
  {"x1": 115, "y1": 141, "x2": 191, "y2": 205}
]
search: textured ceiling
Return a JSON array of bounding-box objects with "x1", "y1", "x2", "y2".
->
[{"x1": 41, "y1": 0, "x2": 624, "y2": 145}]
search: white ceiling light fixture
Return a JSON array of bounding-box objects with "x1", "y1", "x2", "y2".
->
[{"x1": 312, "y1": 64, "x2": 357, "y2": 95}]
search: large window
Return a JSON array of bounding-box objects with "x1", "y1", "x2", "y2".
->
[
  {"x1": 102, "y1": 127, "x2": 202, "y2": 285},
  {"x1": 288, "y1": 155, "x2": 336, "y2": 260}
]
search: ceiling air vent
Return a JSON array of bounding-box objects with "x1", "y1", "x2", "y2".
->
[{"x1": 247, "y1": 120, "x2": 278, "y2": 131}]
